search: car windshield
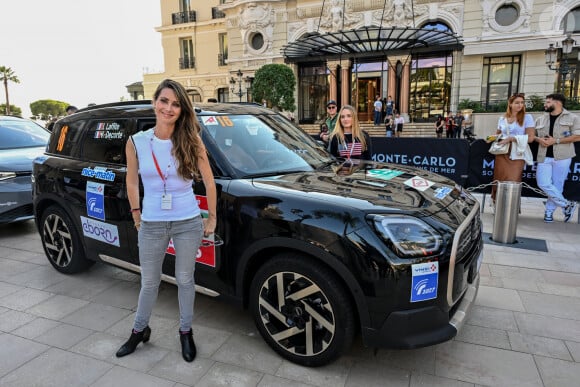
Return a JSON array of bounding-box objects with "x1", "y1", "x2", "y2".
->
[
  {"x1": 200, "y1": 114, "x2": 331, "y2": 176},
  {"x1": 0, "y1": 119, "x2": 50, "y2": 150}
]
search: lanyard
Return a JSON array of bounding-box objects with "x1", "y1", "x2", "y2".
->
[{"x1": 150, "y1": 133, "x2": 171, "y2": 194}]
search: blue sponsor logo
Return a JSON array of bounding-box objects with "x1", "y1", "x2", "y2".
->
[
  {"x1": 411, "y1": 262, "x2": 438, "y2": 302},
  {"x1": 86, "y1": 181, "x2": 105, "y2": 220},
  {"x1": 81, "y1": 167, "x2": 115, "y2": 181}
]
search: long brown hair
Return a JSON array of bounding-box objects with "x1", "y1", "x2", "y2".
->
[
  {"x1": 152, "y1": 79, "x2": 204, "y2": 180},
  {"x1": 329, "y1": 105, "x2": 367, "y2": 150},
  {"x1": 505, "y1": 93, "x2": 526, "y2": 127}
]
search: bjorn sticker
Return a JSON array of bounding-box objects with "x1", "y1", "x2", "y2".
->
[
  {"x1": 410, "y1": 262, "x2": 438, "y2": 302},
  {"x1": 80, "y1": 216, "x2": 120, "y2": 247}
]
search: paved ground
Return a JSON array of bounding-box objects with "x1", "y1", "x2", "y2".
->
[{"x1": 1, "y1": 195, "x2": 579, "y2": 387}]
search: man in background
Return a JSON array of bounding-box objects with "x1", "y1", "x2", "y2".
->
[
  {"x1": 321, "y1": 100, "x2": 339, "y2": 144},
  {"x1": 534, "y1": 93, "x2": 580, "y2": 222}
]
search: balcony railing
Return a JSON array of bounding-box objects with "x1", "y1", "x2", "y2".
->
[
  {"x1": 212, "y1": 7, "x2": 225, "y2": 19},
  {"x1": 179, "y1": 57, "x2": 196, "y2": 70},
  {"x1": 172, "y1": 10, "x2": 196, "y2": 24},
  {"x1": 218, "y1": 53, "x2": 228, "y2": 66}
]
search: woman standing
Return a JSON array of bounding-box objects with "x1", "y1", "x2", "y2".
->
[
  {"x1": 491, "y1": 93, "x2": 535, "y2": 202},
  {"x1": 328, "y1": 105, "x2": 371, "y2": 161},
  {"x1": 116, "y1": 79, "x2": 217, "y2": 362},
  {"x1": 435, "y1": 115, "x2": 445, "y2": 138}
]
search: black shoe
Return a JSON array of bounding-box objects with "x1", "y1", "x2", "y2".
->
[
  {"x1": 179, "y1": 329, "x2": 196, "y2": 362},
  {"x1": 115, "y1": 326, "x2": 151, "y2": 358}
]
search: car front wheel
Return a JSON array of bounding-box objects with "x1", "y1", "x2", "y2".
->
[
  {"x1": 250, "y1": 253, "x2": 355, "y2": 367},
  {"x1": 40, "y1": 205, "x2": 93, "y2": 274}
]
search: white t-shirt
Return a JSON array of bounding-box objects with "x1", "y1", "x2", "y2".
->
[
  {"x1": 497, "y1": 114, "x2": 534, "y2": 136},
  {"x1": 132, "y1": 129, "x2": 200, "y2": 222},
  {"x1": 374, "y1": 100, "x2": 382, "y2": 112}
]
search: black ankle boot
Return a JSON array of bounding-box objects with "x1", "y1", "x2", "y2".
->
[
  {"x1": 115, "y1": 326, "x2": 151, "y2": 358},
  {"x1": 179, "y1": 329, "x2": 196, "y2": 362}
]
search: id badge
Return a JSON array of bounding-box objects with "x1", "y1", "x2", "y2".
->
[{"x1": 161, "y1": 193, "x2": 172, "y2": 210}]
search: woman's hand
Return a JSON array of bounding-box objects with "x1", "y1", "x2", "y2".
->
[{"x1": 203, "y1": 215, "x2": 216, "y2": 237}]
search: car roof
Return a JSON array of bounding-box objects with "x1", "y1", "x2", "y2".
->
[{"x1": 73, "y1": 101, "x2": 272, "y2": 119}]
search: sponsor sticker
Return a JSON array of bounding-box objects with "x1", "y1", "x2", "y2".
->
[
  {"x1": 86, "y1": 181, "x2": 105, "y2": 220},
  {"x1": 164, "y1": 195, "x2": 217, "y2": 267},
  {"x1": 80, "y1": 216, "x2": 120, "y2": 247},
  {"x1": 434, "y1": 186, "x2": 452, "y2": 200},
  {"x1": 410, "y1": 262, "x2": 438, "y2": 302},
  {"x1": 81, "y1": 166, "x2": 116, "y2": 181},
  {"x1": 404, "y1": 176, "x2": 434, "y2": 191},
  {"x1": 202, "y1": 116, "x2": 219, "y2": 126},
  {"x1": 33, "y1": 156, "x2": 48, "y2": 164},
  {"x1": 367, "y1": 169, "x2": 403, "y2": 181}
]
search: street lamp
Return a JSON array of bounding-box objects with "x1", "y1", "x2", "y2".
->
[
  {"x1": 545, "y1": 34, "x2": 579, "y2": 95},
  {"x1": 229, "y1": 69, "x2": 251, "y2": 102}
]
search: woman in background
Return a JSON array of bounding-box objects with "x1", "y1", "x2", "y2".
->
[
  {"x1": 328, "y1": 105, "x2": 371, "y2": 161},
  {"x1": 491, "y1": 93, "x2": 535, "y2": 203}
]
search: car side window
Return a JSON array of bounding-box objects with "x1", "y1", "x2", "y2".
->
[
  {"x1": 81, "y1": 119, "x2": 128, "y2": 165},
  {"x1": 51, "y1": 120, "x2": 85, "y2": 157}
]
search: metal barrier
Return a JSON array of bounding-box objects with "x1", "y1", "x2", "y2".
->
[{"x1": 492, "y1": 181, "x2": 522, "y2": 243}]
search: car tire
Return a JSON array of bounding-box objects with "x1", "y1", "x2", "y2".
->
[
  {"x1": 40, "y1": 205, "x2": 93, "y2": 274},
  {"x1": 249, "y1": 253, "x2": 355, "y2": 367}
]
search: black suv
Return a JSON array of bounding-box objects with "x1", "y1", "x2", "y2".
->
[{"x1": 32, "y1": 101, "x2": 482, "y2": 366}]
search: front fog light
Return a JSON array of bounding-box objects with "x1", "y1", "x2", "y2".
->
[{"x1": 373, "y1": 215, "x2": 442, "y2": 258}]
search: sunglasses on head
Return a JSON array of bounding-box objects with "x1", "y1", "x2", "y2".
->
[{"x1": 512, "y1": 93, "x2": 525, "y2": 98}]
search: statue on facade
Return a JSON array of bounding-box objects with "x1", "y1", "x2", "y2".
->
[
  {"x1": 385, "y1": 0, "x2": 414, "y2": 27},
  {"x1": 320, "y1": 0, "x2": 360, "y2": 32}
]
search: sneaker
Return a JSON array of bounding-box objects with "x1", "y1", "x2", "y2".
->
[
  {"x1": 564, "y1": 201, "x2": 577, "y2": 223},
  {"x1": 544, "y1": 211, "x2": 554, "y2": 223}
]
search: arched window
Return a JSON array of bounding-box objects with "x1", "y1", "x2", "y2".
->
[
  {"x1": 562, "y1": 7, "x2": 580, "y2": 33},
  {"x1": 421, "y1": 22, "x2": 452, "y2": 33}
]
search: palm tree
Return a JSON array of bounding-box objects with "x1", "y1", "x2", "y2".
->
[{"x1": 0, "y1": 66, "x2": 20, "y2": 115}]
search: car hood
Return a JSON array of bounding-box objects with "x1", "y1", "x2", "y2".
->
[
  {"x1": 0, "y1": 147, "x2": 46, "y2": 172},
  {"x1": 251, "y1": 161, "x2": 473, "y2": 218}
]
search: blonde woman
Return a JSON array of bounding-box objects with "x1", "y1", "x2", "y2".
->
[{"x1": 328, "y1": 105, "x2": 372, "y2": 161}]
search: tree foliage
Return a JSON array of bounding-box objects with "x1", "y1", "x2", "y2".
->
[
  {"x1": 30, "y1": 99, "x2": 69, "y2": 118},
  {"x1": 251, "y1": 64, "x2": 296, "y2": 111},
  {"x1": 0, "y1": 104, "x2": 22, "y2": 116},
  {"x1": 0, "y1": 66, "x2": 20, "y2": 115}
]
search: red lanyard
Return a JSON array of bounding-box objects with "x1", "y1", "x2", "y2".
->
[{"x1": 150, "y1": 134, "x2": 170, "y2": 193}]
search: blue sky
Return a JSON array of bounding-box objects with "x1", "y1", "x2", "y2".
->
[{"x1": 0, "y1": 0, "x2": 164, "y2": 118}]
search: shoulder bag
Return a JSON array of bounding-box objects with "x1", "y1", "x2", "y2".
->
[{"x1": 489, "y1": 122, "x2": 510, "y2": 155}]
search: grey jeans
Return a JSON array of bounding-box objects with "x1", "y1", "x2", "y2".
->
[{"x1": 134, "y1": 216, "x2": 203, "y2": 332}]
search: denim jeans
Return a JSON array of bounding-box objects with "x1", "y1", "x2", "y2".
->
[
  {"x1": 134, "y1": 216, "x2": 203, "y2": 332},
  {"x1": 536, "y1": 157, "x2": 572, "y2": 213}
]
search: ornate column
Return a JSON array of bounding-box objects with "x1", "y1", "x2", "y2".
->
[
  {"x1": 400, "y1": 63, "x2": 410, "y2": 116},
  {"x1": 341, "y1": 64, "x2": 350, "y2": 107},
  {"x1": 327, "y1": 61, "x2": 340, "y2": 103}
]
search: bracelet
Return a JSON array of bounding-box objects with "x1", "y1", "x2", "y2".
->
[
  {"x1": 556, "y1": 138, "x2": 560, "y2": 145},
  {"x1": 130, "y1": 208, "x2": 141, "y2": 213},
  {"x1": 134, "y1": 221, "x2": 141, "y2": 228}
]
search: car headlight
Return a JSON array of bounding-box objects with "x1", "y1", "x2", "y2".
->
[
  {"x1": 0, "y1": 172, "x2": 16, "y2": 181},
  {"x1": 371, "y1": 215, "x2": 442, "y2": 258}
]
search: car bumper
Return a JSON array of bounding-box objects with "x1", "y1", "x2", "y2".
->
[
  {"x1": 0, "y1": 176, "x2": 34, "y2": 223},
  {"x1": 362, "y1": 271, "x2": 480, "y2": 349}
]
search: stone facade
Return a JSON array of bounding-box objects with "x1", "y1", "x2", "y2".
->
[{"x1": 143, "y1": 1, "x2": 579, "y2": 120}]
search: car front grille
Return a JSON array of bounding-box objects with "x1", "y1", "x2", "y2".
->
[{"x1": 446, "y1": 204, "x2": 482, "y2": 306}]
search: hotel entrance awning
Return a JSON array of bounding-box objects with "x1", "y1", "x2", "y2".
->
[{"x1": 282, "y1": 26, "x2": 463, "y2": 63}]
